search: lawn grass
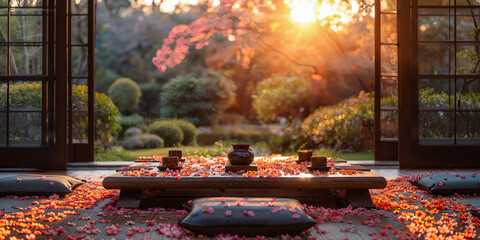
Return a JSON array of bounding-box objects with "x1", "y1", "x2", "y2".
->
[
  {"x1": 124, "y1": 146, "x2": 374, "y2": 161},
  {"x1": 333, "y1": 152, "x2": 374, "y2": 160},
  {"x1": 125, "y1": 146, "x2": 216, "y2": 159}
]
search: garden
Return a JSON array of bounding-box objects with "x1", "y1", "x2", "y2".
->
[
  {"x1": 2, "y1": 0, "x2": 480, "y2": 239},
  {"x1": 2, "y1": 0, "x2": 479, "y2": 161}
]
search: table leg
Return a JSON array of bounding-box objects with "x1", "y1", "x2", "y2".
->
[
  {"x1": 346, "y1": 189, "x2": 376, "y2": 209},
  {"x1": 116, "y1": 189, "x2": 141, "y2": 208}
]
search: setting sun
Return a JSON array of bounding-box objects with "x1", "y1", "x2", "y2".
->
[{"x1": 288, "y1": 0, "x2": 317, "y2": 24}]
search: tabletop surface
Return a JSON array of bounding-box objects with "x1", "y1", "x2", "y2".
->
[{"x1": 103, "y1": 156, "x2": 387, "y2": 190}]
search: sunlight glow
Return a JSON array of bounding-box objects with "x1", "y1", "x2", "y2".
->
[
  {"x1": 131, "y1": 0, "x2": 366, "y2": 31},
  {"x1": 289, "y1": 0, "x2": 317, "y2": 24},
  {"x1": 285, "y1": 0, "x2": 363, "y2": 31}
]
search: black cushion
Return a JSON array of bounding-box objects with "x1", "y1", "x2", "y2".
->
[
  {"x1": 409, "y1": 173, "x2": 480, "y2": 195},
  {"x1": 178, "y1": 197, "x2": 316, "y2": 236},
  {"x1": 0, "y1": 174, "x2": 85, "y2": 196}
]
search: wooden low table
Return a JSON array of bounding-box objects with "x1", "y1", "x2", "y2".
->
[{"x1": 103, "y1": 157, "x2": 386, "y2": 209}]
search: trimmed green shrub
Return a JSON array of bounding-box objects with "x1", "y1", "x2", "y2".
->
[
  {"x1": 74, "y1": 85, "x2": 121, "y2": 149},
  {"x1": 253, "y1": 75, "x2": 309, "y2": 121},
  {"x1": 171, "y1": 119, "x2": 197, "y2": 146},
  {"x1": 160, "y1": 75, "x2": 213, "y2": 125},
  {"x1": 148, "y1": 121, "x2": 184, "y2": 147},
  {"x1": 160, "y1": 73, "x2": 236, "y2": 126},
  {"x1": 95, "y1": 67, "x2": 122, "y2": 94},
  {"x1": 302, "y1": 91, "x2": 375, "y2": 152},
  {"x1": 119, "y1": 114, "x2": 144, "y2": 131},
  {"x1": 124, "y1": 127, "x2": 142, "y2": 138},
  {"x1": 108, "y1": 78, "x2": 142, "y2": 113},
  {"x1": 136, "y1": 133, "x2": 164, "y2": 149},
  {"x1": 123, "y1": 137, "x2": 145, "y2": 149}
]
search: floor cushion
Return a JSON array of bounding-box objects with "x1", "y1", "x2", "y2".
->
[
  {"x1": 409, "y1": 173, "x2": 480, "y2": 195},
  {"x1": 0, "y1": 174, "x2": 85, "y2": 196},
  {"x1": 179, "y1": 197, "x2": 316, "y2": 236}
]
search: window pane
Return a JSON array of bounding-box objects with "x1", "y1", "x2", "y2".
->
[
  {"x1": 0, "y1": 47, "x2": 7, "y2": 74},
  {"x1": 10, "y1": 0, "x2": 43, "y2": 7},
  {"x1": 72, "y1": 16, "x2": 88, "y2": 44},
  {"x1": 0, "y1": 0, "x2": 7, "y2": 7},
  {"x1": 456, "y1": 45, "x2": 480, "y2": 75},
  {"x1": 9, "y1": 111, "x2": 41, "y2": 143},
  {"x1": 72, "y1": 46, "x2": 88, "y2": 77},
  {"x1": 381, "y1": 14, "x2": 397, "y2": 43},
  {"x1": 418, "y1": 8, "x2": 453, "y2": 41},
  {"x1": 0, "y1": 81, "x2": 6, "y2": 110},
  {"x1": 456, "y1": 8, "x2": 480, "y2": 42},
  {"x1": 456, "y1": 0, "x2": 480, "y2": 6},
  {"x1": 0, "y1": 15, "x2": 7, "y2": 42},
  {"x1": 72, "y1": 81, "x2": 88, "y2": 143},
  {"x1": 72, "y1": 0, "x2": 88, "y2": 14},
  {"x1": 380, "y1": 110, "x2": 398, "y2": 139},
  {"x1": 418, "y1": 0, "x2": 451, "y2": 6},
  {"x1": 456, "y1": 110, "x2": 480, "y2": 142},
  {"x1": 419, "y1": 78, "x2": 453, "y2": 108},
  {"x1": 10, "y1": 45, "x2": 43, "y2": 75},
  {"x1": 10, "y1": 15, "x2": 42, "y2": 42},
  {"x1": 380, "y1": 76, "x2": 398, "y2": 100},
  {"x1": 418, "y1": 45, "x2": 453, "y2": 75},
  {"x1": 0, "y1": 112, "x2": 5, "y2": 145},
  {"x1": 10, "y1": 8, "x2": 43, "y2": 16},
  {"x1": 380, "y1": 45, "x2": 398, "y2": 74},
  {"x1": 381, "y1": 0, "x2": 396, "y2": 11},
  {"x1": 419, "y1": 111, "x2": 454, "y2": 142},
  {"x1": 9, "y1": 81, "x2": 42, "y2": 111}
]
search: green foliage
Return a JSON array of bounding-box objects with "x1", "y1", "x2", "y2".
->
[
  {"x1": 95, "y1": 148, "x2": 134, "y2": 161},
  {"x1": 139, "y1": 82, "x2": 163, "y2": 118},
  {"x1": 0, "y1": 82, "x2": 42, "y2": 142},
  {"x1": 95, "y1": 0, "x2": 207, "y2": 83},
  {"x1": 148, "y1": 121, "x2": 184, "y2": 147},
  {"x1": 119, "y1": 114, "x2": 144, "y2": 132},
  {"x1": 204, "y1": 71, "x2": 237, "y2": 112},
  {"x1": 124, "y1": 127, "x2": 142, "y2": 138},
  {"x1": 267, "y1": 120, "x2": 308, "y2": 154},
  {"x1": 302, "y1": 91, "x2": 375, "y2": 152},
  {"x1": 196, "y1": 128, "x2": 271, "y2": 146},
  {"x1": 196, "y1": 130, "x2": 230, "y2": 146},
  {"x1": 108, "y1": 78, "x2": 142, "y2": 113},
  {"x1": 278, "y1": 89, "x2": 480, "y2": 153},
  {"x1": 160, "y1": 75, "x2": 214, "y2": 125},
  {"x1": 0, "y1": 82, "x2": 120, "y2": 147},
  {"x1": 95, "y1": 67, "x2": 122, "y2": 93},
  {"x1": 171, "y1": 119, "x2": 198, "y2": 146},
  {"x1": 122, "y1": 137, "x2": 145, "y2": 149},
  {"x1": 160, "y1": 73, "x2": 236, "y2": 126},
  {"x1": 7, "y1": 82, "x2": 42, "y2": 110},
  {"x1": 73, "y1": 85, "x2": 121, "y2": 149},
  {"x1": 253, "y1": 75, "x2": 309, "y2": 121},
  {"x1": 123, "y1": 133, "x2": 164, "y2": 149},
  {"x1": 136, "y1": 133, "x2": 164, "y2": 149}
]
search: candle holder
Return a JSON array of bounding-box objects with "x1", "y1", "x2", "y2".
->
[
  {"x1": 297, "y1": 150, "x2": 312, "y2": 163},
  {"x1": 169, "y1": 150, "x2": 185, "y2": 162},
  {"x1": 311, "y1": 156, "x2": 327, "y2": 167},
  {"x1": 308, "y1": 156, "x2": 330, "y2": 171},
  {"x1": 158, "y1": 156, "x2": 182, "y2": 171}
]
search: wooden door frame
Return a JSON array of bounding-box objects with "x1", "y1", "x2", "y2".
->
[
  {"x1": 397, "y1": 0, "x2": 480, "y2": 168},
  {"x1": 0, "y1": 0, "x2": 68, "y2": 170}
]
